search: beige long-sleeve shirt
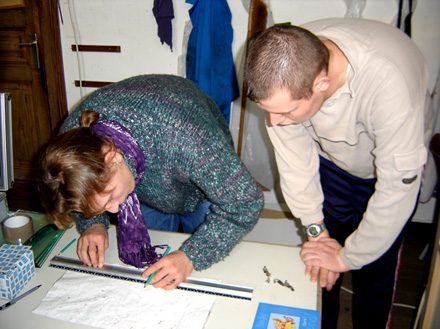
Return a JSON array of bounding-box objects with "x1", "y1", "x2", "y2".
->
[{"x1": 267, "y1": 18, "x2": 431, "y2": 269}]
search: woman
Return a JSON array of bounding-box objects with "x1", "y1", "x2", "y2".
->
[{"x1": 38, "y1": 74, "x2": 263, "y2": 290}]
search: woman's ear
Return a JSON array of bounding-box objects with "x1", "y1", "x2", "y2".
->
[{"x1": 104, "y1": 149, "x2": 122, "y2": 166}]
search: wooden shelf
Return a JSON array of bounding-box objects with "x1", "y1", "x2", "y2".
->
[
  {"x1": 0, "y1": 0, "x2": 24, "y2": 10},
  {"x1": 71, "y1": 45, "x2": 121, "y2": 53}
]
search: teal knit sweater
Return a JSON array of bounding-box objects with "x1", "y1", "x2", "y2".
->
[{"x1": 60, "y1": 74, "x2": 264, "y2": 271}]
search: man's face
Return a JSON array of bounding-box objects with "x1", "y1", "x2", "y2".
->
[{"x1": 257, "y1": 88, "x2": 325, "y2": 126}]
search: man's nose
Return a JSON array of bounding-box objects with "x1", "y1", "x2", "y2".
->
[{"x1": 268, "y1": 113, "x2": 284, "y2": 126}]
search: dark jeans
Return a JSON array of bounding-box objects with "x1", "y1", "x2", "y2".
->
[
  {"x1": 140, "y1": 201, "x2": 210, "y2": 234},
  {"x1": 319, "y1": 156, "x2": 411, "y2": 329}
]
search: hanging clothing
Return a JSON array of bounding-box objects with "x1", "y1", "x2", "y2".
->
[
  {"x1": 185, "y1": 0, "x2": 239, "y2": 124},
  {"x1": 397, "y1": 0, "x2": 415, "y2": 37},
  {"x1": 153, "y1": 0, "x2": 174, "y2": 50}
]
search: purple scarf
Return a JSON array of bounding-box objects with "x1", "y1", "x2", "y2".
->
[{"x1": 90, "y1": 120, "x2": 161, "y2": 268}]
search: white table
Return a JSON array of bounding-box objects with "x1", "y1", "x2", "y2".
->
[{"x1": 0, "y1": 225, "x2": 319, "y2": 328}]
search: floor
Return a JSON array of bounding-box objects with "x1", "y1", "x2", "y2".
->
[{"x1": 337, "y1": 222, "x2": 434, "y2": 329}]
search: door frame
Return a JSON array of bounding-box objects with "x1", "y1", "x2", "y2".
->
[
  {"x1": 37, "y1": 0, "x2": 68, "y2": 132},
  {"x1": 4, "y1": 0, "x2": 68, "y2": 210}
]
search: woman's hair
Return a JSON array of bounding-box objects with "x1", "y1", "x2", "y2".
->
[
  {"x1": 244, "y1": 25, "x2": 329, "y2": 102},
  {"x1": 38, "y1": 110, "x2": 116, "y2": 228}
]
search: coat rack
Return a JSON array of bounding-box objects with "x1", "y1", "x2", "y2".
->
[{"x1": 236, "y1": 0, "x2": 270, "y2": 191}]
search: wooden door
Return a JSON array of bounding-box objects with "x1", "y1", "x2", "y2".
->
[{"x1": 0, "y1": 0, "x2": 67, "y2": 210}]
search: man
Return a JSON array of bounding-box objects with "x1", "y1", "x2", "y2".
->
[{"x1": 244, "y1": 18, "x2": 431, "y2": 329}]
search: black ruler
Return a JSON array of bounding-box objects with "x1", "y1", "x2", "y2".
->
[{"x1": 49, "y1": 255, "x2": 253, "y2": 300}]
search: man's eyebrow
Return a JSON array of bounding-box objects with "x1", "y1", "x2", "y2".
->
[{"x1": 268, "y1": 107, "x2": 298, "y2": 115}]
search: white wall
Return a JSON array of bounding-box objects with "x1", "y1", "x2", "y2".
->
[{"x1": 59, "y1": 0, "x2": 440, "y2": 108}]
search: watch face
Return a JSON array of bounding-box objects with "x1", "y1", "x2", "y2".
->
[
  {"x1": 308, "y1": 226, "x2": 319, "y2": 236},
  {"x1": 307, "y1": 224, "x2": 324, "y2": 237}
]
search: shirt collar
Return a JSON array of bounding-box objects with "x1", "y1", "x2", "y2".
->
[{"x1": 323, "y1": 63, "x2": 354, "y2": 107}]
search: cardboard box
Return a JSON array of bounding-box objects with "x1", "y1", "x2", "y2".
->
[{"x1": 0, "y1": 244, "x2": 35, "y2": 299}]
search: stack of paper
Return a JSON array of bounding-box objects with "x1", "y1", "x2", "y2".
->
[{"x1": 33, "y1": 271, "x2": 216, "y2": 329}]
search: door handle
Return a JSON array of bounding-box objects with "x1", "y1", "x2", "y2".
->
[{"x1": 19, "y1": 32, "x2": 40, "y2": 69}]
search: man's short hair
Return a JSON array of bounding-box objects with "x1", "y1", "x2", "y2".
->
[{"x1": 244, "y1": 25, "x2": 329, "y2": 102}]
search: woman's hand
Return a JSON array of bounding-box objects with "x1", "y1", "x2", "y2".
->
[
  {"x1": 77, "y1": 223, "x2": 109, "y2": 268},
  {"x1": 142, "y1": 250, "x2": 193, "y2": 290}
]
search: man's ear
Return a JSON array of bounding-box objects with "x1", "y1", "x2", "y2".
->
[{"x1": 314, "y1": 75, "x2": 330, "y2": 93}]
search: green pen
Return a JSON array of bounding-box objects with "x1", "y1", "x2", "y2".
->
[
  {"x1": 60, "y1": 238, "x2": 77, "y2": 254},
  {"x1": 144, "y1": 245, "x2": 171, "y2": 287}
]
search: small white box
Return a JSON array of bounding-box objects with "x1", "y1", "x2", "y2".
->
[{"x1": 0, "y1": 244, "x2": 35, "y2": 300}]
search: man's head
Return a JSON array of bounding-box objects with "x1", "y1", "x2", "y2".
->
[
  {"x1": 245, "y1": 25, "x2": 329, "y2": 102},
  {"x1": 244, "y1": 25, "x2": 330, "y2": 125}
]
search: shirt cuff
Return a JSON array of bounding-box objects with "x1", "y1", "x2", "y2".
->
[
  {"x1": 75, "y1": 213, "x2": 110, "y2": 234},
  {"x1": 340, "y1": 247, "x2": 363, "y2": 270}
]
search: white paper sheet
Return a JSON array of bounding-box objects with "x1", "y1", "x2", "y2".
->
[{"x1": 33, "y1": 271, "x2": 216, "y2": 329}]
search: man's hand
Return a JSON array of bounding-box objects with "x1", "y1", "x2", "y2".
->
[
  {"x1": 142, "y1": 250, "x2": 193, "y2": 290},
  {"x1": 310, "y1": 267, "x2": 340, "y2": 291},
  {"x1": 304, "y1": 228, "x2": 339, "y2": 290},
  {"x1": 77, "y1": 224, "x2": 109, "y2": 268},
  {"x1": 301, "y1": 238, "x2": 349, "y2": 275}
]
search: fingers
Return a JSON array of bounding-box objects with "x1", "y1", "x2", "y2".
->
[
  {"x1": 304, "y1": 264, "x2": 340, "y2": 291},
  {"x1": 142, "y1": 251, "x2": 193, "y2": 291},
  {"x1": 304, "y1": 264, "x2": 312, "y2": 278},
  {"x1": 97, "y1": 241, "x2": 106, "y2": 268},
  {"x1": 301, "y1": 243, "x2": 327, "y2": 268},
  {"x1": 319, "y1": 268, "x2": 329, "y2": 288},
  {"x1": 300, "y1": 238, "x2": 345, "y2": 289},
  {"x1": 85, "y1": 240, "x2": 106, "y2": 268},
  {"x1": 301, "y1": 238, "x2": 347, "y2": 273},
  {"x1": 77, "y1": 224, "x2": 108, "y2": 268},
  {"x1": 144, "y1": 268, "x2": 180, "y2": 290},
  {"x1": 77, "y1": 237, "x2": 92, "y2": 266},
  {"x1": 149, "y1": 269, "x2": 180, "y2": 291},
  {"x1": 324, "y1": 271, "x2": 340, "y2": 291},
  {"x1": 309, "y1": 266, "x2": 320, "y2": 283}
]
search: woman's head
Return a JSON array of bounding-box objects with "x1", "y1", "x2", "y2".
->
[
  {"x1": 38, "y1": 110, "x2": 116, "y2": 228},
  {"x1": 244, "y1": 25, "x2": 329, "y2": 102}
]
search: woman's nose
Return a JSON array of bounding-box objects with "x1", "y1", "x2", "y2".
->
[{"x1": 105, "y1": 201, "x2": 119, "y2": 213}]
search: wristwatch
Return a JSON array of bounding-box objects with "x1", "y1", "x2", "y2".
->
[{"x1": 305, "y1": 223, "x2": 327, "y2": 238}]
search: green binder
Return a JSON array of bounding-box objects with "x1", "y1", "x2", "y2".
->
[{"x1": 24, "y1": 224, "x2": 65, "y2": 268}]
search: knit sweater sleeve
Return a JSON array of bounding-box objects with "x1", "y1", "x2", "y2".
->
[
  {"x1": 178, "y1": 105, "x2": 264, "y2": 271},
  {"x1": 73, "y1": 212, "x2": 110, "y2": 234}
]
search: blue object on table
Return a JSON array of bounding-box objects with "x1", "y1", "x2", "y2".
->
[{"x1": 0, "y1": 284, "x2": 41, "y2": 311}]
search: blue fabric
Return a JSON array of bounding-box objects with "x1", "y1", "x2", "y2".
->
[
  {"x1": 185, "y1": 0, "x2": 239, "y2": 124},
  {"x1": 318, "y1": 156, "x2": 412, "y2": 329},
  {"x1": 319, "y1": 156, "x2": 376, "y2": 241},
  {"x1": 140, "y1": 201, "x2": 211, "y2": 234},
  {"x1": 153, "y1": 0, "x2": 174, "y2": 50}
]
